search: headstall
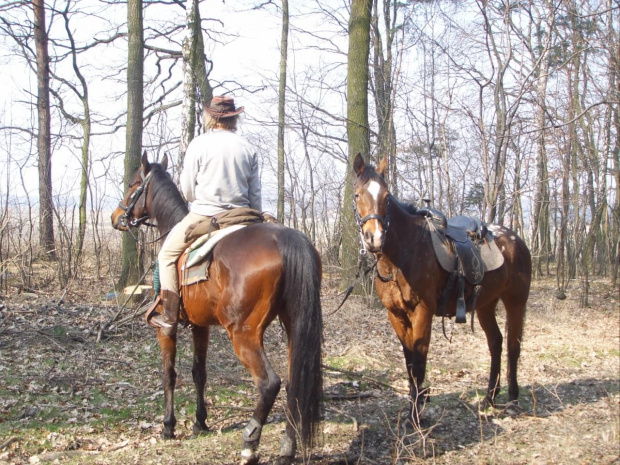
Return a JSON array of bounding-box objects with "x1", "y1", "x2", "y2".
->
[
  {"x1": 117, "y1": 170, "x2": 155, "y2": 229},
  {"x1": 353, "y1": 193, "x2": 391, "y2": 254}
]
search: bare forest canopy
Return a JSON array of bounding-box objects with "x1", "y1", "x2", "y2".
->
[{"x1": 0, "y1": 0, "x2": 618, "y2": 300}]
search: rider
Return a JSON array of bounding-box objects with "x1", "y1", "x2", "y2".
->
[{"x1": 149, "y1": 95, "x2": 262, "y2": 330}]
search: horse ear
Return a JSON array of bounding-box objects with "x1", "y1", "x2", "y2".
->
[
  {"x1": 353, "y1": 153, "x2": 365, "y2": 176},
  {"x1": 141, "y1": 151, "x2": 150, "y2": 173},
  {"x1": 377, "y1": 156, "x2": 388, "y2": 178},
  {"x1": 160, "y1": 153, "x2": 168, "y2": 171}
]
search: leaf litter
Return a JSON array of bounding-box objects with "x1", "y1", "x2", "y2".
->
[{"x1": 0, "y1": 278, "x2": 618, "y2": 464}]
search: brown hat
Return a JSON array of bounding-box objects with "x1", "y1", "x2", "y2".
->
[{"x1": 203, "y1": 96, "x2": 244, "y2": 118}]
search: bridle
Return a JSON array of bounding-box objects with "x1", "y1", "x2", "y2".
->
[
  {"x1": 353, "y1": 190, "x2": 391, "y2": 255},
  {"x1": 117, "y1": 170, "x2": 156, "y2": 230}
]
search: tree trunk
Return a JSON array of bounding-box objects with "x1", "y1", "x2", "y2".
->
[
  {"x1": 179, "y1": 0, "x2": 212, "y2": 169},
  {"x1": 371, "y1": 0, "x2": 398, "y2": 195},
  {"x1": 277, "y1": 0, "x2": 289, "y2": 222},
  {"x1": 119, "y1": 0, "x2": 144, "y2": 289},
  {"x1": 33, "y1": 0, "x2": 55, "y2": 259},
  {"x1": 342, "y1": 0, "x2": 372, "y2": 286}
]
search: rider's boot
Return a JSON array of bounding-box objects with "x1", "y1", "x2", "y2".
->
[{"x1": 149, "y1": 290, "x2": 180, "y2": 330}]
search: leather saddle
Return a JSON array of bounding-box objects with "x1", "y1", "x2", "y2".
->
[{"x1": 418, "y1": 206, "x2": 503, "y2": 325}]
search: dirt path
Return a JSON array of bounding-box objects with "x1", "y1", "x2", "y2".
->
[{"x1": 0, "y1": 279, "x2": 618, "y2": 464}]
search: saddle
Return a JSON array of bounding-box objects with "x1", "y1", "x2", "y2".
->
[
  {"x1": 181, "y1": 208, "x2": 278, "y2": 286},
  {"x1": 419, "y1": 206, "x2": 504, "y2": 325}
]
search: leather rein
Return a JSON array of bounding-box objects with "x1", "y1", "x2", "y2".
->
[{"x1": 326, "y1": 193, "x2": 393, "y2": 317}]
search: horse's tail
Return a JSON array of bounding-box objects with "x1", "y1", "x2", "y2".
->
[{"x1": 278, "y1": 229, "x2": 323, "y2": 449}]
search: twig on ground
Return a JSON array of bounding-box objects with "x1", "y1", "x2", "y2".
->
[
  {"x1": 321, "y1": 363, "x2": 407, "y2": 393},
  {"x1": 324, "y1": 392, "x2": 377, "y2": 401},
  {"x1": 0, "y1": 436, "x2": 21, "y2": 451}
]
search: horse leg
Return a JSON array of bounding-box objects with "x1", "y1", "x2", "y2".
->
[
  {"x1": 476, "y1": 298, "x2": 502, "y2": 407},
  {"x1": 231, "y1": 334, "x2": 281, "y2": 465},
  {"x1": 503, "y1": 299, "x2": 526, "y2": 405},
  {"x1": 191, "y1": 325, "x2": 210, "y2": 434},
  {"x1": 388, "y1": 309, "x2": 432, "y2": 425},
  {"x1": 157, "y1": 327, "x2": 178, "y2": 439}
]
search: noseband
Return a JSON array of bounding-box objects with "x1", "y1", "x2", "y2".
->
[{"x1": 117, "y1": 170, "x2": 155, "y2": 229}]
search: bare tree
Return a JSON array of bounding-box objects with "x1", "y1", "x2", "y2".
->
[
  {"x1": 119, "y1": 0, "x2": 144, "y2": 289},
  {"x1": 277, "y1": 0, "x2": 289, "y2": 222},
  {"x1": 33, "y1": 0, "x2": 55, "y2": 259},
  {"x1": 342, "y1": 0, "x2": 372, "y2": 284}
]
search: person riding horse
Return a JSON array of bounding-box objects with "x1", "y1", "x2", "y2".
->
[{"x1": 150, "y1": 96, "x2": 262, "y2": 331}]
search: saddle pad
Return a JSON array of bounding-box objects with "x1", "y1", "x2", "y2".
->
[
  {"x1": 181, "y1": 258, "x2": 210, "y2": 287},
  {"x1": 184, "y1": 224, "x2": 246, "y2": 269},
  {"x1": 430, "y1": 228, "x2": 504, "y2": 275}
]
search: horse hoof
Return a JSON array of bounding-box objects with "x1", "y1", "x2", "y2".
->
[
  {"x1": 161, "y1": 430, "x2": 175, "y2": 440},
  {"x1": 480, "y1": 396, "x2": 495, "y2": 411},
  {"x1": 274, "y1": 456, "x2": 294, "y2": 465},
  {"x1": 240, "y1": 446, "x2": 260, "y2": 465},
  {"x1": 504, "y1": 400, "x2": 521, "y2": 416},
  {"x1": 192, "y1": 422, "x2": 209, "y2": 435}
]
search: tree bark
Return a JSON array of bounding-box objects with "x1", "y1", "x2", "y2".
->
[
  {"x1": 33, "y1": 0, "x2": 55, "y2": 259},
  {"x1": 179, "y1": 0, "x2": 212, "y2": 169},
  {"x1": 119, "y1": 0, "x2": 144, "y2": 289},
  {"x1": 277, "y1": 0, "x2": 289, "y2": 222},
  {"x1": 342, "y1": 0, "x2": 372, "y2": 286}
]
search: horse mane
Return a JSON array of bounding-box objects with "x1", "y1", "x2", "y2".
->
[
  {"x1": 395, "y1": 198, "x2": 420, "y2": 216},
  {"x1": 359, "y1": 164, "x2": 422, "y2": 217},
  {"x1": 147, "y1": 163, "x2": 189, "y2": 233}
]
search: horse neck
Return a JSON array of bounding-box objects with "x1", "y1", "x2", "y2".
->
[
  {"x1": 382, "y1": 198, "x2": 428, "y2": 263},
  {"x1": 148, "y1": 173, "x2": 189, "y2": 236}
]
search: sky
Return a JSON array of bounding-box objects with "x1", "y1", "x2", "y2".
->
[{"x1": 0, "y1": 0, "x2": 296, "y2": 212}]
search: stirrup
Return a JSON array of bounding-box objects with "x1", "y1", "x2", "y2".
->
[{"x1": 145, "y1": 295, "x2": 162, "y2": 327}]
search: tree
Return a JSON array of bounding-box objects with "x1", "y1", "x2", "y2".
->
[
  {"x1": 277, "y1": 0, "x2": 289, "y2": 222},
  {"x1": 49, "y1": 0, "x2": 93, "y2": 275},
  {"x1": 341, "y1": 0, "x2": 372, "y2": 285},
  {"x1": 33, "y1": 0, "x2": 55, "y2": 259},
  {"x1": 118, "y1": 0, "x2": 144, "y2": 289},
  {"x1": 179, "y1": 0, "x2": 213, "y2": 167}
]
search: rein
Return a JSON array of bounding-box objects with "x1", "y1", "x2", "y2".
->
[
  {"x1": 326, "y1": 194, "x2": 393, "y2": 316},
  {"x1": 325, "y1": 256, "x2": 377, "y2": 318}
]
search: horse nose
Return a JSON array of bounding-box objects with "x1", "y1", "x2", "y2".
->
[{"x1": 364, "y1": 227, "x2": 384, "y2": 251}]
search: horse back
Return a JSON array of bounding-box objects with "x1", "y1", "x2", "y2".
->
[{"x1": 180, "y1": 223, "x2": 296, "y2": 327}]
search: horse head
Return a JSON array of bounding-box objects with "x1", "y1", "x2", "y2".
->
[
  {"x1": 353, "y1": 153, "x2": 390, "y2": 253},
  {"x1": 111, "y1": 151, "x2": 168, "y2": 231}
]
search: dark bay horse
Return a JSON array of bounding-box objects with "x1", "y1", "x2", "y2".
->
[
  {"x1": 352, "y1": 154, "x2": 531, "y2": 423},
  {"x1": 111, "y1": 153, "x2": 322, "y2": 465}
]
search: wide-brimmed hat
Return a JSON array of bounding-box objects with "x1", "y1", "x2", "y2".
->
[{"x1": 203, "y1": 96, "x2": 244, "y2": 118}]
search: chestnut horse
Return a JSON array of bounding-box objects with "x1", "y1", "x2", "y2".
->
[
  {"x1": 352, "y1": 154, "x2": 531, "y2": 423},
  {"x1": 111, "y1": 153, "x2": 322, "y2": 465}
]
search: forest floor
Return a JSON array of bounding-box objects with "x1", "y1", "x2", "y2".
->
[{"x1": 0, "y1": 275, "x2": 618, "y2": 464}]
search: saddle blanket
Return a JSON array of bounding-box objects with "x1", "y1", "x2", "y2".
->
[{"x1": 181, "y1": 225, "x2": 246, "y2": 286}]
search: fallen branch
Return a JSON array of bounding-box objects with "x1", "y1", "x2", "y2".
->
[
  {"x1": 0, "y1": 436, "x2": 21, "y2": 451},
  {"x1": 324, "y1": 392, "x2": 377, "y2": 401},
  {"x1": 321, "y1": 364, "x2": 408, "y2": 394}
]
